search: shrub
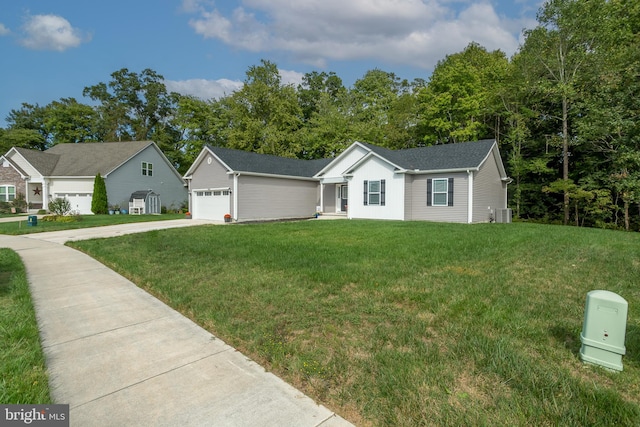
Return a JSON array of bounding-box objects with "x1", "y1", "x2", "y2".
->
[
  {"x1": 91, "y1": 173, "x2": 109, "y2": 214},
  {"x1": 48, "y1": 198, "x2": 72, "y2": 216}
]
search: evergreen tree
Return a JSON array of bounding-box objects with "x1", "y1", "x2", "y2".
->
[{"x1": 91, "y1": 173, "x2": 108, "y2": 214}]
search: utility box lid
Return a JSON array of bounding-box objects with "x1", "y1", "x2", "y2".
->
[{"x1": 580, "y1": 290, "x2": 628, "y2": 371}]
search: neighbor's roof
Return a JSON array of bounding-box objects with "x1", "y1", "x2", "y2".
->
[
  {"x1": 207, "y1": 145, "x2": 332, "y2": 178},
  {"x1": 359, "y1": 139, "x2": 497, "y2": 172},
  {"x1": 43, "y1": 141, "x2": 154, "y2": 176},
  {"x1": 13, "y1": 147, "x2": 60, "y2": 176}
]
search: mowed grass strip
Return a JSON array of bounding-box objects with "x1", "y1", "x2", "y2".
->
[
  {"x1": 70, "y1": 221, "x2": 640, "y2": 426},
  {"x1": 0, "y1": 249, "x2": 50, "y2": 403},
  {"x1": 0, "y1": 213, "x2": 185, "y2": 235}
]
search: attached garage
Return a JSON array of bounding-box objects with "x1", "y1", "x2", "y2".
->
[
  {"x1": 192, "y1": 188, "x2": 230, "y2": 220},
  {"x1": 55, "y1": 193, "x2": 93, "y2": 214}
]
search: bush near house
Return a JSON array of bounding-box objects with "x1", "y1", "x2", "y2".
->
[{"x1": 91, "y1": 173, "x2": 109, "y2": 215}]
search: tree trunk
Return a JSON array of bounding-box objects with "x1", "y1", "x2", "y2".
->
[{"x1": 562, "y1": 95, "x2": 570, "y2": 225}]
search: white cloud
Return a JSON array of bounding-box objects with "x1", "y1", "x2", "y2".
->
[
  {"x1": 165, "y1": 68, "x2": 303, "y2": 100},
  {"x1": 20, "y1": 14, "x2": 89, "y2": 51},
  {"x1": 184, "y1": 0, "x2": 533, "y2": 70},
  {"x1": 0, "y1": 23, "x2": 10, "y2": 36},
  {"x1": 165, "y1": 78, "x2": 243, "y2": 100}
]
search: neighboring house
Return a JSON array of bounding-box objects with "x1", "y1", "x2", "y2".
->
[
  {"x1": 186, "y1": 140, "x2": 510, "y2": 223},
  {"x1": 184, "y1": 145, "x2": 330, "y2": 221},
  {"x1": 1, "y1": 141, "x2": 187, "y2": 214}
]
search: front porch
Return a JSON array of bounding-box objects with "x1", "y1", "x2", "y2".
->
[{"x1": 318, "y1": 181, "x2": 349, "y2": 215}]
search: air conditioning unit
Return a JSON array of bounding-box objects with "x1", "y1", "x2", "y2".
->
[{"x1": 495, "y1": 208, "x2": 512, "y2": 223}]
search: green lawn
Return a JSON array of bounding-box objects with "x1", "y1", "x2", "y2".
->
[
  {"x1": 69, "y1": 221, "x2": 640, "y2": 426},
  {"x1": 0, "y1": 249, "x2": 50, "y2": 403},
  {"x1": 0, "y1": 213, "x2": 185, "y2": 235}
]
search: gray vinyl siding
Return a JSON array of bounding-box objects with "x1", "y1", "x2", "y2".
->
[
  {"x1": 472, "y1": 151, "x2": 507, "y2": 222},
  {"x1": 106, "y1": 146, "x2": 187, "y2": 210},
  {"x1": 189, "y1": 155, "x2": 234, "y2": 217},
  {"x1": 407, "y1": 172, "x2": 469, "y2": 223},
  {"x1": 322, "y1": 184, "x2": 336, "y2": 212},
  {"x1": 404, "y1": 175, "x2": 413, "y2": 220},
  {"x1": 237, "y1": 175, "x2": 317, "y2": 221}
]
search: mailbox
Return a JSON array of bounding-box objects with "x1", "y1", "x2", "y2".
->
[{"x1": 579, "y1": 290, "x2": 628, "y2": 371}]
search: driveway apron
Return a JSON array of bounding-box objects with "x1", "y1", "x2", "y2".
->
[{"x1": 0, "y1": 221, "x2": 352, "y2": 427}]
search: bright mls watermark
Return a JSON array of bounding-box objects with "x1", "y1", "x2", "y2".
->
[{"x1": 1, "y1": 405, "x2": 69, "y2": 426}]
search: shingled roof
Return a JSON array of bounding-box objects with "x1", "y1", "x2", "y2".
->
[
  {"x1": 13, "y1": 147, "x2": 60, "y2": 176},
  {"x1": 44, "y1": 141, "x2": 154, "y2": 176},
  {"x1": 359, "y1": 139, "x2": 497, "y2": 172},
  {"x1": 207, "y1": 145, "x2": 332, "y2": 178}
]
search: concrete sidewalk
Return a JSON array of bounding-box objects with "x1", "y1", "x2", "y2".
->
[{"x1": 0, "y1": 221, "x2": 352, "y2": 427}]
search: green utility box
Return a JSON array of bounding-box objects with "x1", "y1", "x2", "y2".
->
[
  {"x1": 580, "y1": 290, "x2": 628, "y2": 371},
  {"x1": 27, "y1": 215, "x2": 38, "y2": 227}
]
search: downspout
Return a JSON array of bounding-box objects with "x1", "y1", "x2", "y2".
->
[
  {"x1": 233, "y1": 173, "x2": 239, "y2": 221},
  {"x1": 467, "y1": 170, "x2": 473, "y2": 223}
]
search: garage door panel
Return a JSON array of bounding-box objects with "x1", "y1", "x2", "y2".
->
[
  {"x1": 55, "y1": 193, "x2": 93, "y2": 215},
  {"x1": 193, "y1": 190, "x2": 229, "y2": 220}
]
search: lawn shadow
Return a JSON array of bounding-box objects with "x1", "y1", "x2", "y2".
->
[{"x1": 551, "y1": 322, "x2": 640, "y2": 366}]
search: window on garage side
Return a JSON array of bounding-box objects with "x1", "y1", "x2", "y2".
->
[
  {"x1": 0, "y1": 185, "x2": 16, "y2": 202},
  {"x1": 142, "y1": 162, "x2": 153, "y2": 176},
  {"x1": 427, "y1": 178, "x2": 454, "y2": 206}
]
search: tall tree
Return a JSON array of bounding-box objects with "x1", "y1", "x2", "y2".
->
[
  {"x1": 82, "y1": 68, "x2": 178, "y2": 142},
  {"x1": 417, "y1": 43, "x2": 508, "y2": 145},
  {"x1": 518, "y1": 0, "x2": 600, "y2": 224},
  {"x1": 44, "y1": 98, "x2": 100, "y2": 144},
  {"x1": 222, "y1": 59, "x2": 303, "y2": 157},
  {"x1": 91, "y1": 173, "x2": 109, "y2": 214}
]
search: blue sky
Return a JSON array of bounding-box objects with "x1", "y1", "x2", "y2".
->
[{"x1": 0, "y1": 0, "x2": 541, "y2": 126}]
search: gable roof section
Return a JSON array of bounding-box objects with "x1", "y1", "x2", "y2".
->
[
  {"x1": 1, "y1": 154, "x2": 30, "y2": 177},
  {"x1": 359, "y1": 139, "x2": 498, "y2": 172},
  {"x1": 12, "y1": 147, "x2": 60, "y2": 176},
  {"x1": 205, "y1": 145, "x2": 332, "y2": 178},
  {"x1": 44, "y1": 141, "x2": 154, "y2": 176}
]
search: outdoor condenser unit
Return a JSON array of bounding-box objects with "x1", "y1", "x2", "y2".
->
[
  {"x1": 494, "y1": 208, "x2": 512, "y2": 223},
  {"x1": 580, "y1": 290, "x2": 628, "y2": 371}
]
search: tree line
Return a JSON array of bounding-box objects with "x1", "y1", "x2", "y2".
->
[{"x1": 1, "y1": 0, "x2": 638, "y2": 230}]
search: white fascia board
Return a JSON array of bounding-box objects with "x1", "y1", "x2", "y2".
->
[
  {"x1": 226, "y1": 170, "x2": 318, "y2": 182},
  {"x1": 184, "y1": 146, "x2": 233, "y2": 177},
  {"x1": 403, "y1": 167, "x2": 478, "y2": 175}
]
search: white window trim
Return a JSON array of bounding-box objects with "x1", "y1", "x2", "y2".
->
[
  {"x1": 368, "y1": 180, "x2": 381, "y2": 205},
  {"x1": 0, "y1": 185, "x2": 16, "y2": 202},
  {"x1": 432, "y1": 178, "x2": 448, "y2": 206},
  {"x1": 142, "y1": 161, "x2": 153, "y2": 176}
]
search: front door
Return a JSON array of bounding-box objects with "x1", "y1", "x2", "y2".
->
[{"x1": 339, "y1": 184, "x2": 348, "y2": 212}]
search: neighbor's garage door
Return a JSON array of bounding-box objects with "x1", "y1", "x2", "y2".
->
[
  {"x1": 56, "y1": 193, "x2": 93, "y2": 215},
  {"x1": 193, "y1": 190, "x2": 230, "y2": 220}
]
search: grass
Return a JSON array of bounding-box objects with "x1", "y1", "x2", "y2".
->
[
  {"x1": 0, "y1": 249, "x2": 51, "y2": 403},
  {"x1": 0, "y1": 213, "x2": 185, "y2": 235},
  {"x1": 68, "y1": 221, "x2": 640, "y2": 426}
]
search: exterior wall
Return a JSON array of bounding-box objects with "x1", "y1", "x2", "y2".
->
[
  {"x1": 407, "y1": 172, "x2": 469, "y2": 223},
  {"x1": 6, "y1": 152, "x2": 41, "y2": 178},
  {"x1": 237, "y1": 175, "x2": 318, "y2": 221},
  {"x1": 188, "y1": 153, "x2": 234, "y2": 217},
  {"x1": 348, "y1": 156, "x2": 404, "y2": 220},
  {"x1": 106, "y1": 145, "x2": 187, "y2": 211},
  {"x1": 472, "y1": 150, "x2": 507, "y2": 222},
  {"x1": 49, "y1": 178, "x2": 94, "y2": 195},
  {"x1": 321, "y1": 184, "x2": 336, "y2": 213},
  {"x1": 0, "y1": 161, "x2": 27, "y2": 199}
]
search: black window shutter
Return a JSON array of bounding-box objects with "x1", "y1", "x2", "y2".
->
[
  {"x1": 448, "y1": 178, "x2": 454, "y2": 206},
  {"x1": 426, "y1": 178, "x2": 432, "y2": 206},
  {"x1": 381, "y1": 179, "x2": 386, "y2": 206},
  {"x1": 363, "y1": 180, "x2": 368, "y2": 206}
]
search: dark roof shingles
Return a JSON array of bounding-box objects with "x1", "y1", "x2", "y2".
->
[{"x1": 207, "y1": 145, "x2": 332, "y2": 177}]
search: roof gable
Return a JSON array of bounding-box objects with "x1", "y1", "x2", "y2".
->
[
  {"x1": 44, "y1": 141, "x2": 153, "y2": 176},
  {"x1": 11, "y1": 147, "x2": 60, "y2": 176}
]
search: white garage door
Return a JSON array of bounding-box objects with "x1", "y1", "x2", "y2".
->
[
  {"x1": 55, "y1": 193, "x2": 93, "y2": 215},
  {"x1": 193, "y1": 190, "x2": 230, "y2": 220}
]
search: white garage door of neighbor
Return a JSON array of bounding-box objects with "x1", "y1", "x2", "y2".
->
[
  {"x1": 193, "y1": 190, "x2": 230, "y2": 220},
  {"x1": 56, "y1": 193, "x2": 93, "y2": 214}
]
